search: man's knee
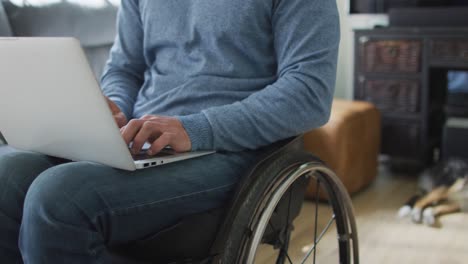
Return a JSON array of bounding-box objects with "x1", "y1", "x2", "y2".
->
[
  {"x1": 20, "y1": 162, "x2": 112, "y2": 260},
  {"x1": 23, "y1": 162, "x2": 106, "y2": 226}
]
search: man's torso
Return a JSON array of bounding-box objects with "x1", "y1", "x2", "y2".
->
[{"x1": 133, "y1": 0, "x2": 279, "y2": 118}]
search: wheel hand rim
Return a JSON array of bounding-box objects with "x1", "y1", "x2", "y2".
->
[{"x1": 244, "y1": 163, "x2": 354, "y2": 264}]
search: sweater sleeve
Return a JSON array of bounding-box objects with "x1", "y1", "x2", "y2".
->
[
  {"x1": 179, "y1": 0, "x2": 340, "y2": 151},
  {"x1": 100, "y1": 0, "x2": 146, "y2": 120}
]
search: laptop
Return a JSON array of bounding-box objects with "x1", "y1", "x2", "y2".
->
[{"x1": 0, "y1": 37, "x2": 215, "y2": 171}]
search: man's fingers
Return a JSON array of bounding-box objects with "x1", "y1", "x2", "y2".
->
[
  {"x1": 131, "y1": 122, "x2": 162, "y2": 154},
  {"x1": 120, "y1": 115, "x2": 191, "y2": 155},
  {"x1": 148, "y1": 133, "x2": 173, "y2": 155},
  {"x1": 121, "y1": 119, "x2": 145, "y2": 145},
  {"x1": 141, "y1": 115, "x2": 156, "y2": 121}
]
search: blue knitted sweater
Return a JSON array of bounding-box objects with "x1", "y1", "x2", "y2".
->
[{"x1": 101, "y1": 0, "x2": 340, "y2": 151}]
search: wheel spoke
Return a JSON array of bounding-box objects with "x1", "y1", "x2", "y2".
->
[
  {"x1": 300, "y1": 214, "x2": 336, "y2": 264},
  {"x1": 281, "y1": 248, "x2": 294, "y2": 264},
  {"x1": 268, "y1": 220, "x2": 294, "y2": 264}
]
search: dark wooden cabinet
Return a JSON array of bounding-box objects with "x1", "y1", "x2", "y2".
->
[
  {"x1": 431, "y1": 39, "x2": 468, "y2": 62},
  {"x1": 354, "y1": 28, "x2": 468, "y2": 164},
  {"x1": 362, "y1": 79, "x2": 420, "y2": 113},
  {"x1": 360, "y1": 39, "x2": 422, "y2": 73}
]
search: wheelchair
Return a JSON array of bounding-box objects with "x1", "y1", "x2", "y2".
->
[{"x1": 112, "y1": 136, "x2": 359, "y2": 264}]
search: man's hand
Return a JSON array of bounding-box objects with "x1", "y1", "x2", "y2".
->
[
  {"x1": 121, "y1": 115, "x2": 192, "y2": 155},
  {"x1": 105, "y1": 97, "x2": 128, "y2": 128}
]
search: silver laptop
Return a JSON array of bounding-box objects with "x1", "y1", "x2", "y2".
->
[{"x1": 0, "y1": 37, "x2": 215, "y2": 171}]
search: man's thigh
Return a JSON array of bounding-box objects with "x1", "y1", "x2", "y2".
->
[
  {"x1": 28, "y1": 150, "x2": 259, "y2": 245},
  {"x1": 0, "y1": 146, "x2": 64, "y2": 261}
]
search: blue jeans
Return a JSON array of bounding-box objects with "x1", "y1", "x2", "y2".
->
[{"x1": 0, "y1": 146, "x2": 259, "y2": 263}]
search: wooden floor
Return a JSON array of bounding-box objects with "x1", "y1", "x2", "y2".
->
[{"x1": 256, "y1": 165, "x2": 468, "y2": 264}]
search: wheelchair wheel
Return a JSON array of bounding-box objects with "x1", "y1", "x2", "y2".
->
[{"x1": 218, "y1": 155, "x2": 358, "y2": 264}]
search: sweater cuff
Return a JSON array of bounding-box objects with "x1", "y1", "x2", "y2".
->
[{"x1": 178, "y1": 113, "x2": 214, "y2": 151}]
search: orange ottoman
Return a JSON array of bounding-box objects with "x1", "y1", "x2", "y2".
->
[{"x1": 304, "y1": 99, "x2": 381, "y2": 198}]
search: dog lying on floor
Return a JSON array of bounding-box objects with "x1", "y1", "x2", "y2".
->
[{"x1": 398, "y1": 159, "x2": 468, "y2": 226}]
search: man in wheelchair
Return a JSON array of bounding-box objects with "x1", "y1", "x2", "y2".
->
[{"x1": 0, "y1": 0, "x2": 340, "y2": 263}]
